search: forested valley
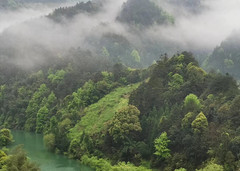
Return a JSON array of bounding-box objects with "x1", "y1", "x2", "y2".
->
[{"x1": 1, "y1": 0, "x2": 240, "y2": 171}]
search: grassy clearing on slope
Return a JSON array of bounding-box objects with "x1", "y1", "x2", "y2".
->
[{"x1": 69, "y1": 83, "x2": 140, "y2": 138}]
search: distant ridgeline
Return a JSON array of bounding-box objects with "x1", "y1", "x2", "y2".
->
[
  {"x1": 168, "y1": 0, "x2": 202, "y2": 13},
  {"x1": 0, "y1": 0, "x2": 22, "y2": 10},
  {"x1": 206, "y1": 31, "x2": 240, "y2": 80},
  {"x1": 19, "y1": 0, "x2": 74, "y2": 3},
  {"x1": 48, "y1": 1, "x2": 101, "y2": 22},
  {"x1": 117, "y1": 0, "x2": 174, "y2": 27}
]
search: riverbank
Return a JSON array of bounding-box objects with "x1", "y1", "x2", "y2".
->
[{"x1": 9, "y1": 130, "x2": 93, "y2": 171}]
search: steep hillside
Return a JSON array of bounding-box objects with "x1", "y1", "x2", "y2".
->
[{"x1": 69, "y1": 83, "x2": 140, "y2": 143}]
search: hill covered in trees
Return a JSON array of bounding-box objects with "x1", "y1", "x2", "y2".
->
[
  {"x1": 1, "y1": 50, "x2": 240, "y2": 170},
  {"x1": 206, "y1": 32, "x2": 240, "y2": 79},
  {"x1": 1, "y1": 0, "x2": 240, "y2": 170},
  {"x1": 48, "y1": 1, "x2": 100, "y2": 22},
  {"x1": 117, "y1": 0, "x2": 174, "y2": 27},
  {"x1": 0, "y1": 0, "x2": 22, "y2": 10}
]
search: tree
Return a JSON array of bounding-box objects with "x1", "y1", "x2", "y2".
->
[
  {"x1": 0, "y1": 128, "x2": 13, "y2": 147},
  {"x1": 154, "y1": 132, "x2": 171, "y2": 159},
  {"x1": 25, "y1": 84, "x2": 49, "y2": 132},
  {"x1": 196, "y1": 163, "x2": 223, "y2": 171},
  {"x1": 44, "y1": 133, "x2": 55, "y2": 152},
  {"x1": 191, "y1": 112, "x2": 208, "y2": 134},
  {"x1": 36, "y1": 106, "x2": 49, "y2": 133},
  {"x1": 2, "y1": 145, "x2": 40, "y2": 171},
  {"x1": 182, "y1": 112, "x2": 195, "y2": 129},
  {"x1": 108, "y1": 105, "x2": 142, "y2": 143},
  {"x1": 184, "y1": 94, "x2": 201, "y2": 112},
  {"x1": 168, "y1": 73, "x2": 184, "y2": 91},
  {"x1": 131, "y1": 49, "x2": 141, "y2": 63},
  {"x1": 102, "y1": 47, "x2": 110, "y2": 58}
]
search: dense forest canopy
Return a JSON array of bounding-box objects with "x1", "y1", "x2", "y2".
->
[
  {"x1": 206, "y1": 31, "x2": 240, "y2": 79},
  {"x1": 117, "y1": 0, "x2": 174, "y2": 27},
  {"x1": 1, "y1": 0, "x2": 240, "y2": 170}
]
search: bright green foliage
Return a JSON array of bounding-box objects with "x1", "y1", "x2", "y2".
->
[
  {"x1": 81, "y1": 155, "x2": 151, "y2": 171},
  {"x1": 177, "y1": 54, "x2": 185, "y2": 62},
  {"x1": 35, "y1": 91, "x2": 56, "y2": 133},
  {"x1": 184, "y1": 94, "x2": 201, "y2": 112},
  {"x1": 154, "y1": 132, "x2": 171, "y2": 159},
  {"x1": 168, "y1": 73, "x2": 184, "y2": 90},
  {"x1": 175, "y1": 168, "x2": 187, "y2": 171},
  {"x1": 191, "y1": 112, "x2": 208, "y2": 134},
  {"x1": 44, "y1": 133, "x2": 55, "y2": 152},
  {"x1": 131, "y1": 49, "x2": 141, "y2": 63},
  {"x1": 70, "y1": 80, "x2": 99, "y2": 110},
  {"x1": 0, "y1": 150, "x2": 7, "y2": 167},
  {"x1": 196, "y1": 163, "x2": 223, "y2": 171},
  {"x1": 58, "y1": 118, "x2": 72, "y2": 133},
  {"x1": 187, "y1": 63, "x2": 206, "y2": 82},
  {"x1": 181, "y1": 112, "x2": 195, "y2": 128},
  {"x1": 36, "y1": 106, "x2": 49, "y2": 133},
  {"x1": 111, "y1": 162, "x2": 151, "y2": 171},
  {"x1": 1, "y1": 145, "x2": 40, "y2": 171},
  {"x1": 25, "y1": 84, "x2": 49, "y2": 132},
  {"x1": 0, "y1": 129, "x2": 13, "y2": 147},
  {"x1": 69, "y1": 83, "x2": 140, "y2": 137},
  {"x1": 81, "y1": 155, "x2": 112, "y2": 171},
  {"x1": 108, "y1": 105, "x2": 142, "y2": 142},
  {"x1": 48, "y1": 69, "x2": 67, "y2": 84},
  {"x1": 47, "y1": 92, "x2": 57, "y2": 107}
]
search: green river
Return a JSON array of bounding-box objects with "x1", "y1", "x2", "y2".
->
[{"x1": 10, "y1": 130, "x2": 94, "y2": 171}]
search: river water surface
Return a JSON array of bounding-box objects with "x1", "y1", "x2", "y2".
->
[{"x1": 10, "y1": 130, "x2": 93, "y2": 171}]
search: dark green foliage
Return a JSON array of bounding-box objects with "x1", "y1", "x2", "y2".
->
[
  {"x1": 117, "y1": 0, "x2": 174, "y2": 27},
  {"x1": 2, "y1": 49, "x2": 240, "y2": 170},
  {"x1": 48, "y1": 1, "x2": 100, "y2": 22}
]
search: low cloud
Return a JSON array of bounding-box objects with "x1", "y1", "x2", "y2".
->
[{"x1": 1, "y1": 0, "x2": 240, "y2": 68}]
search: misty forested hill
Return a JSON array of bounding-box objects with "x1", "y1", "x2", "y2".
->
[
  {"x1": 117, "y1": 0, "x2": 174, "y2": 27},
  {"x1": 48, "y1": 1, "x2": 100, "y2": 21},
  {"x1": 206, "y1": 32, "x2": 240, "y2": 79},
  {"x1": 167, "y1": 0, "x2": 202, "y2": 13},
  {"x1": 0, "y1": 0, "x2": 22, "y2": 10},
  {"x1": 1, "y1": 0, "x2": 240, "y2": 170}
]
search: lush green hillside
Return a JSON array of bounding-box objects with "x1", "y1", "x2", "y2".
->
[
  {"x1": 2, "y1": 48, "x2": 240, "y2": 170},
  {"x1": 69, "y1": 83, "x2": 140, "y2": 138}
]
